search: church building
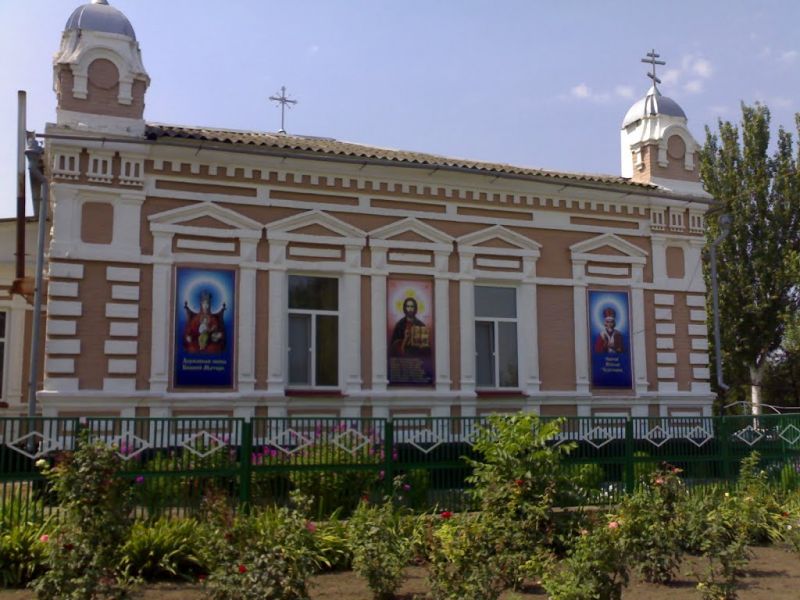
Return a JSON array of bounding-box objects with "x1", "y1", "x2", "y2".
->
[{"x1": 0, "y1": 0, "x2": 714, "y2": 422}]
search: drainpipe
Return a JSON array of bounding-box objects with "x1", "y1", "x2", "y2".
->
[
  {"x1": 709, "y1": 213, "x2": 732, "y2": 397},
  {"x1": 25, "y1": 134, "x2": 48, "y2": 418}
]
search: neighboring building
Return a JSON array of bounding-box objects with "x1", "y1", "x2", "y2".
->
[{"x1": 5, "y1": 0, "x2": 715, "y2": 420}]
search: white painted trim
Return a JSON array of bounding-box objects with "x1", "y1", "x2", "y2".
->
[
  {"x1": 111, "y1": 285, "x2": 140, "y2": 301},
  {"x1": 657, "y1": 367, "x2": 675, "y2": 379},
  {"x1": 289, "y1": 246, "x2": 342, "y2": 259},
  {"x1": 49, "y1": 281, "x2": 79, "y2": 298},
  {"x1": 149, "y1": 262, "x2": 171, "y2": 392},
  {"x1": 106, "y1": 303, "x2": 139, "y2": 319},
  {"x1": 519, "y1": 281, "x2": 541, "y2": 394},
  {"x1": 49, "y1": 301, "x2": 82, "y2": 317},
  {"x1": 45, "y1": 339, "x2": 81, "y2": 355},
  {"x1": 572, "y1": 272, "x2": 589, "y2": 394},
  {"x1": 388, "y1": 251, "x2": 432, "y2": 264},
  {"x1": 105, "y1": 340, "x2": 138, "y2": 355},
  {"x1": 458, "y1": 277, "x2": 476, "y2": 393},
  {"x1": 369, "y1": 216, "x2": 454, "y2": 246},
  {"x1": 46, "y1": 358, "x2": 75, "y2": 374},
  {"x1": 688, "y1": 324, "x2": 708, "y2": 336},
  {"x1": 148, "y1": 200, "x2": 263, "y2": 231},
  {"x1": 693, "y1": 367, "x2": 710, "y2": 379},
  {"x1": 48, "y1": 261, "x2": 84, "y2": 279},
  {"x1": 434, "y1": 276, "x2": 451, "y2": 392},
  {"x1": 655, "y1": 308, "x2": 673, "y2": 320},
  {"x1": 266, "y1": 264, "x2": 287, "y2": 393},
  {"x1": 475, "y1": 257, "x2": 520, "y2": 269},
  {"x1": 107, "y1": 267, "x2": 140, "y2": 283},
  {"x1": 689, "y1": 309, "x2": 706, "y2": 322},
  {"x1": 569, "y1": 232, "x2": 648, "y2": 258},
  {"x1": 47, "y1": 320, "x2": 77, "y2": 336},
  {"x1": 175, "y1": 238, "x2": 236, "y2": 252},
  {"x1": 691, "y1": 338, "x2": 709, "y2": 351},
  {"x1": 686, "y1": 295, "x2": 706, "y2": 307},
  {"x1": 690, "y1": 352, "x2": 709, "y2": 365},
  {"x1": 657, "y1": 352, "x2": 677, "y2": 364},
  {"x1": 109, "y1": 322, "x2": 138, "y2": 337},
  {"x1": 587, "y1": 265, "x2": 629, "y2": 276},
  {"x1": 631, "y1": 281, "x2": 648, "y2": 393},
  {"x1": 109, "y1": 359, "x2": 137, "y2": 374},
  {"x1": 370, "y1": 273, "x2": 388, "y2": 391},
  {"x1": 103, "y1": 378, "x2": 136, "y2": 392},
  {"x1": 654, "y1": 293, "x2": 674, "y2": 306},
  {"x1": 237, "y1": 266, "x2": 257, "y2": 392},
  {"x1": 342, "y1": 270, "x2": 362, "y2": 393},
  {"x1": 656, "y1": 338, "x2": 674, "y2": 350},
  {"x1": 655, "y1": 323, "x2": 676, "y2": 335}
]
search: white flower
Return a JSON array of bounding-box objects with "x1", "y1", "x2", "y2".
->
[{"x1": 34, "y1": 459, "x2": 47, "y2": 469}]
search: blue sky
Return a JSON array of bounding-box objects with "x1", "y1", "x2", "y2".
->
[{"x1": 1, "y1": 0, "x2": 799, "y2": 217}]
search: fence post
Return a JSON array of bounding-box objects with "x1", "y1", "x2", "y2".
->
[
  {"x1": 383, "y1": 419, "x2": 394, "y2": 496},
  {"x1": 239, "y1": 419, "x2": 253, "y2": 511},
  {"x1": 720, "y1": 416, "x2": 731, "y2": 482},
  {"x1": 624, "y1": 418, "x2": 635, "y2": 494}
]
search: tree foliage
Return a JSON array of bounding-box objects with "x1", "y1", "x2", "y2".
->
[{"x1": 699, "y1": 104, "x2": 800, "y2": 405}]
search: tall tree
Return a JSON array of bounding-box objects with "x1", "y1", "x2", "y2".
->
[{"x1": 699, "y1": 104, "x2": 800, "y2": 413}]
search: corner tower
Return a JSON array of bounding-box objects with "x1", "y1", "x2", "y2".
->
[
  {"x1": 53, "y1": 0, "x2": 149, "y2": 136},
  {"x1": 621, "y1": 51, "x2": 703, "y2": 195}
]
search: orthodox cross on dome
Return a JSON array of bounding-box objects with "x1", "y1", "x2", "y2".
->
[
  {"x1": 641, "y1": 49, "x2": 666, "y2": 90},
  {"x1": 269, "y1": 86, "x2": 298, "y2": 134}
]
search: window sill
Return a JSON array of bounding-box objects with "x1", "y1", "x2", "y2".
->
[{"x1": 285, "y1": 389, "x2": 344, "y2": 398}]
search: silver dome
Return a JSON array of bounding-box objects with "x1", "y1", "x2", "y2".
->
[
  {"x1": 622, "y1": 85, "x2": 686, "y2": 128},
  {"x1": 65, "y1": 0, "x2": 136, "y2": 40}
]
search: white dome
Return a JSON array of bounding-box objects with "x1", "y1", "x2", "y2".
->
[
  {"x1": 622, "y1": 85, "x2": 686, "y2": 128},
  {"x1": 65, "y1": 0, "x2": 136, "y2": 40}
]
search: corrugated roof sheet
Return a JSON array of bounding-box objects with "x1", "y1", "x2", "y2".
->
[{"x1": 145, "y1": 123, "x2": 658, "y2": 190}]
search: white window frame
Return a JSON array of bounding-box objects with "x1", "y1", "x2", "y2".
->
[
  {"x1": 287, "y1": 274, "x2": 341, "y2": 390},
  {"x1": 474, "y1": 285, "x2": 519, "y2": 390}
]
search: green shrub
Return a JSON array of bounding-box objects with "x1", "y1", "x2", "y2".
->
[
  {"x1": 780, "y1": 462, "x2": 800, "y2": 490},
  {"x1": 205, "y1": 491, "x2": 317, "y2": 600},
  {"x1": 310, "y1": 510, "x2": 351, "y2": 571},
  {"x1": 737, "y1": 452, "x2": 786, "y2": 544},
  {"x1": 31, "y1": 432, "x2": 137, "y2": 600},
  {"x1": 632, "y1": 450, "x2": 658, "y2": 484},
  {"x1": 542, "y1": 516, "x2": 629, "y2": 600},
  {"x1": 464, "y1": 413, "x2": 576, "y2": 588},
  {"x1": 617, "y1": 464, "x2": 685, "y2": 583},
  {"x1": 121, "y1": 517, "x2": 210, "y2": 581},
  {"x1": 694, "y1": 491, "x2": 752, "y2": 600},
  {"x1": 347, "y1": 492, "x2": 412, "y2": 600},
  {"x1": 428, "y1": 512, "x2": 506, "y2": 600},
  {"x1": 0, "y1": 520, "x2": 49, "y2": 587}
]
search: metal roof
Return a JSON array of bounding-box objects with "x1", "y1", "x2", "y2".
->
[
  {"x1": 65, "y1": 0, "x2": 136, "y2": 40},
  {"x1": 145, "y1": 123, "x2": 658, "y2": 191},
  {"x1": 622, "y1": 85, "x2": 687, "y2": 128}
]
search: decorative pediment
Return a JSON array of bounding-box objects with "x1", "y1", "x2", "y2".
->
[
  {"x1": 570, "y1": 233, "x2": 648, "y2": 264},
  {"x1": 369, "y1": 218, "x2": 453, "y2": 250},
  {"x1": 266, "y1": 209, "x2": 365, "y2": 246},
  {"x1": 457, "y1": 225, "x2": 541, "y2": 257},
  {"x1": 148, "y1": 201, "x2": 262, "y2": 238}
]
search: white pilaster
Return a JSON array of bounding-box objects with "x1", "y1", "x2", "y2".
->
[
  {"x1": 519, "y1": 277, "x2": 540, "y2": 395},
  {"x1": 237, "y1": 239, "x2": 258, "y2": 392},
  {"x1": 114, "y1": 193, "x2": 145, "y2": 254},
  {"x1": 149, "y1": 231, "x2": 173, "y2": 392},
  {"x1": 434, "y1": 252, "x2": 451, "y2": 391},
  {"x1": 342, "y1": 246, "x2": 362, "y2": 393},
  {"x1": 267, "y1": 241, "x2": 288, "y2": 394},
  {"x1": 631, "y1": 266, "x2": 648, "y2": 394},
  {"x1": 572, "y1": 261, "x2": 590, "y2": 394},
  {"x1": 458, "y1": 255, "x2": 476, "y2": 394},
  {"x1": 370, "y1": 262, "x2": 388, "y2": 391}
]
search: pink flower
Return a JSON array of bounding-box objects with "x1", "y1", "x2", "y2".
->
[
  {"x1": 403, "y1": 483, "x2": 411, "y2": 491},
  {"x1": 238, "y1": 564, "x2": 247, "y2": 574},
  {"x1": 39, "y1": 534, "x2": 49, "y2": 543},
  {"x1": 608, "y1": 521, "x2": 620, "y2": 530},
  {"x1": 306, "y1": 521, "x2": 317, "y2": 533},
  {"x1": 134, "y1": 475, "x2": 145, "y2": 485},
  {"x1": 440, "y1": 511, "x2": 453, "y2": 520},
  {"x1": 654, "y1": 477, "x2": 664, "y2": 486}
]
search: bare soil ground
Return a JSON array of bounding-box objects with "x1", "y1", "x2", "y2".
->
[{"x1": 2, "y1": 545, "x2": 798, "y2": 599}]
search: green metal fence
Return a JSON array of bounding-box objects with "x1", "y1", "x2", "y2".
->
[{"x1": 2, "y1": 414, "x2": 800, "y2": 525}]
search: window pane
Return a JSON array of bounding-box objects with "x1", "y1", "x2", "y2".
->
[
  {"x1": 288, "y1": 314, "x2": 311, "y2": 385},
  {"x1": 0, "y1": 342, "x2": 4, "y2": 398},
  {"x1": 475, "y1": 321, "x2": 495, "y2": 387},
  {"x1": 288, "y1": 276, "x2": 338, "y2": 310},
  {"x1": 498, "y1": 322, "x2": 518, "y2": 387},
  {"x1": 315, "y1": 315, "x2": 338, "y2": 386},
  {"x1": 0, "y1": 311, "x2": 5, "y2": 337},
  {"x1": 475, "y1": 287, "x2": 516, "y2": 318}
]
